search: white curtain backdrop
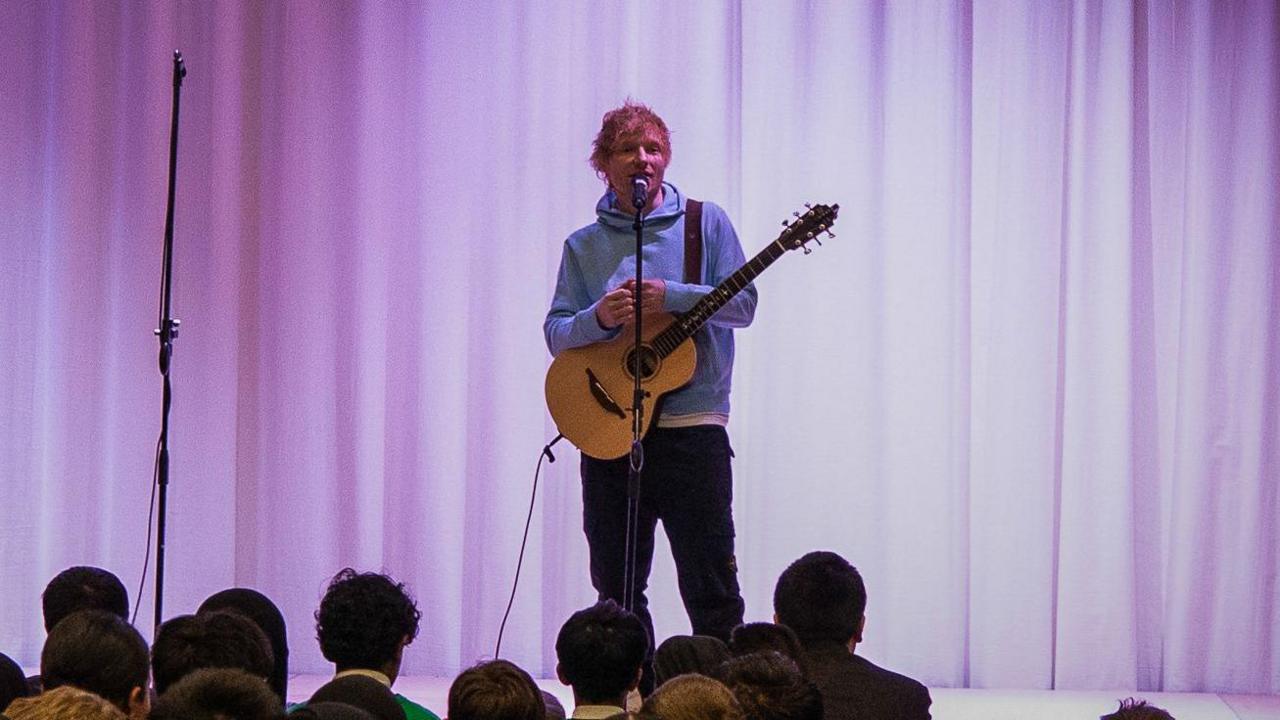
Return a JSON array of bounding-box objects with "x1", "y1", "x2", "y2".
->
[{"x1": 1, "y1": 0, "x2": 1276, "y2": 694}]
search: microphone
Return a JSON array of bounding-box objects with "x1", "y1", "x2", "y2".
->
[{"x1": 631, "y1": 175, "x2": 649, "y2": 212}]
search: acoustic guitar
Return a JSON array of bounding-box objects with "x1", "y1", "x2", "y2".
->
[{"x1": 545, "y1": 203, "x2": 838, "y2": 460}]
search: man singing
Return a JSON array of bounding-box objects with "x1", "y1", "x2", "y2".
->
[{"x1": 544, "y1": 101, "x2": 756, "y2": 690}]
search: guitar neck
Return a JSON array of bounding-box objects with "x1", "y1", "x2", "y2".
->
[{"x1": 651, "y1": 239, "x2": 787, "y2": 358}]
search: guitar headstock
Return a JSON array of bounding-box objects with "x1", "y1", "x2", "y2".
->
[{"x1": 779, "y1": 203, "x2": 839, "y2": 254}]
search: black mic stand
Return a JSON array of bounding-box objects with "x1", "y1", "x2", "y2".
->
[
  {"x1": 153, "y1": 50, "x2": 186, "y2": 633},
  {"x1": 622, "y1": 181, "x2": 648, "y2": 620}
]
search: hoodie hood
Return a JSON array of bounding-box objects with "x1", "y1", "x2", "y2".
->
[{"x1": 595, "y1": 181, "x2": 685, "y2": 230}]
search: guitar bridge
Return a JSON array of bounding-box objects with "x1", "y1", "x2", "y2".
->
[{"x1": 585, "y1": 368, "x2": 627, "y2": 419}]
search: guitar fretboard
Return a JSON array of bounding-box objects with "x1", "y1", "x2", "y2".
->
[{"x1": 650, "y1": 239, "x2": 787, "y2": 358}]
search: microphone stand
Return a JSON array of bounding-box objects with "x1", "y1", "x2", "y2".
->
[
  {"x1": 623, "y1": 182, "x2": 647, "y2": 619},
  {"x1": 153, "y1": 50, "x2": 186, "y2": 633}
]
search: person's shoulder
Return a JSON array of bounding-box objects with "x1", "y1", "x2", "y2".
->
[
  {"x1": 850, "y1": 655, "x2": 931, "y2": 701},
  {"x1": 689, "y1": 198, "x2": 729, "y2": 219},
  {"x1": 563, "y1": 219, "x2": 609, "y2": 249},
  {"x1": 395, "y1": 693, "x2": 442, "y2": 720}
]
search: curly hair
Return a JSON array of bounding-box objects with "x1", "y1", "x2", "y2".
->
[
  {"x1": 315, "y1": 568, "x2": 421, "y2": 671},
  {"x1": 589, "y1": 100, "x2": 672, "y2": 180}
]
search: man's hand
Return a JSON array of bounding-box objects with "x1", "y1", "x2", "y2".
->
[
  {"x1": 595, "y1": 285, "x2": 634, "y2": 329},
  {"x1": 595, "y1": 279, "x2": 667, "y2": 329},
  {"x1": 624, "y1": 278, "x2": 666, "y2": 316}
]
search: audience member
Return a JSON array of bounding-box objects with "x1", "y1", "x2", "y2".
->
[
  {"x1": 4, "y1": 685, "x2": 127, "y2": 720},
  {"x1": 653, "y1": 636, "x2": 730, "y2": 688},
  {"x1": 727, "y1": 624, "x2": 806, "y2": 676},
  {"x1": 148, "y1": 667, "x2": 280, "y2": 720},
  {"x1": 1, "y1": 651, "x2": 32, "y2": 714},
  {"x1": 39, "y1": 610, "x2": 149, "y2": 719},
  {"x1": 1100, "y1": 697, "x2": 1175, "y2": 720},
  {"x1": 447, "y1": 660, "x2": 545, "y2": 720},
  {"x1": 717, "y1": 652, "x2": 821, "y2": 720},
  {"x1": 309, "y1": 675, "x2": 405, "y2": 720},
  {"x1": 639, "y1": 674, "x2": 742, "y2": 720},
  {"x1": 773, "y1": 551, "x2": 931, "y2": 720},
  {"x1": 151, "y1": 610, "x2": 274, "y2": 695},
  {"x1": 315, "y1": 568, "x2": 437, "y2": 720},
  {"x1": 556, "y1": 600, "x2": 647, "y2": 718},
  {"x1": 31, "y1": 566, "x2": 131, "y2": 695},
  {"x1": 41, "y1": 567, "x2": 129, "y2": 633},
  {"x1": 198, "y1": 587, "x2": 290, "y2": 703}
]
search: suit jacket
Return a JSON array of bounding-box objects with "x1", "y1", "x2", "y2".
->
[{"x1": 802, "y1": 642, "x2": 931, "y2": 720}]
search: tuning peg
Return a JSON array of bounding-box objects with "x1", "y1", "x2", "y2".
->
[
  {"x1": 804, "y1": 202, "x2": 812, "y2": 208},
  {"x1": 793, "y1": 211, "x2": 801, "y2": 217},
  {"x1": 782, "y1": 219, "x2": 790, "y2": 227},
  {"x1": 815, "y1": 238, "x2": 823, "y2": 246},
  {"x1": 827, "y1": 231, "x2": 835, "y2": 238}
]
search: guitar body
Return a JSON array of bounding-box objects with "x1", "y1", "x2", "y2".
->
[
  {"x1": 545, "y1": 312, "x2": 697, "y2": 460},
  {"x1": 544, "y1": 202, "x2": 838, "y2": 461}
]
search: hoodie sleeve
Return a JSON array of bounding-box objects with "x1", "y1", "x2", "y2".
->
[
  {"x1": 544, "y1": 240, "x2": 619, "y2": 356},
  {"x1": 662, "y1": 201, "x2": 758, "y2": 328}
]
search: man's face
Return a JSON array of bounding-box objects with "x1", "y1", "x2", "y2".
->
[{"x1": 604, "y1": 127, "x2": 669, "y2": 212}]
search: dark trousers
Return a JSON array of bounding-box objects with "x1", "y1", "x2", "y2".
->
[{"x1": 581, "y1": 424, "x2": 745, "y2": 687}]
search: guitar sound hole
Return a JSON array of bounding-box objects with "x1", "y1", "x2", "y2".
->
[{"x1": 623, "y1": 346, "x2": 660, "y2": 380}]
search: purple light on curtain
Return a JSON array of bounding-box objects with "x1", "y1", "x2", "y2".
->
[{"x1": 0, "y1": 0, "x2": 1276, "y2": 695}]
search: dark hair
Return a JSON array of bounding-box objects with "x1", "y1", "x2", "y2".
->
[
  {"x1": 316, "y1": 568, "x2": 421, "y2": 671},
  {"x1": 152, "y1": 611, "x2": 274, "y2": 695},
  {"x1": 772, "y1": 551, "x2": 866, "y2": 646},
  {"x1": 308, "y1": 675, "x2": 404, "y2": 720},
  {"x1": 728, "y1": 624, "x2": 807, "y2": 676},
  {"x1": 556, "y1": 600, "x2": 649, "y2": 703},
  {"x1": 290, "y1": 702, "x2": 377, "y2": 720},
  {"x1": 198, "y1": 588, "x2": 289, "y2": 703},
  {"x1": 718, "y1": 652, "x2": 822, "y2": 720},
  {"x1": 1, "y1": 651, "x2": 34, "y2": 713},
  {"x1": 149, "y1": 668, "x2": 282, "y2": 720},
  {"x1": 640, "y1": 674, "x2": 743, "y2": 720},
  {"x1": 1100, "y1": 698, "x2": 1176, "y2": 720},
  {"x1": 39, "y1": 609, "x2": 148, "y2": 712},
  {"x1": 448, "y1": 660, "x2": 545, "y2": 720},
  {"x1": 653, "y1": 635, "x2": 731, "y2": 687},
  {"x1": 41, "y1": 567, "x2": 129, "y2": 633}
]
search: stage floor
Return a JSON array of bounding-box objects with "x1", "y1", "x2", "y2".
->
[{"x1": 289, "y1": 674, "x2": 1280, "y2": 720}]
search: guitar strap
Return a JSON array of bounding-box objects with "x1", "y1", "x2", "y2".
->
[{"x1": 683, "y1": 199, "x2": 703, "y2": 284}]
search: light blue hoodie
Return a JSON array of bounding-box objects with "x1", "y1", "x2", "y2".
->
[{"x1": 544, "y1": 182, "x2": 757, "y2": 419}]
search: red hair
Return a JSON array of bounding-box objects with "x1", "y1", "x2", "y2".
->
[{"x1": 589, "y1": 100, "x2": 672, "y2": 179}]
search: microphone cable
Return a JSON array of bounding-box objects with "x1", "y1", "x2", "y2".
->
[
  {"x1": 132, "y1": 436, "x2": 162, "y2": 626},
  {"x1": 494, "y1": 434, "x2": 563, "y2": 658}
]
